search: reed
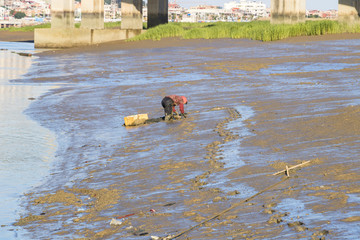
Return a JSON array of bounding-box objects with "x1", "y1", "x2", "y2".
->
[{"x1": 129, "y1": 20, "x2": 360, "y2": 42}]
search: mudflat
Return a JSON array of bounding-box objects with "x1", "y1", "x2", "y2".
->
[{"x1": 4, "y1": 32, "x2": 360, "y2": 239}]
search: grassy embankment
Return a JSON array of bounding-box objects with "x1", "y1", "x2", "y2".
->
[
  {"x1": 0, "y1": 22, "x2": 122, "y2": 32},
  {"x1": 2, "y1": 20, "x2": 360, "y2": 42},
  {"x1": 129, "y1": 20, "x2": 360, "y2": 42}
]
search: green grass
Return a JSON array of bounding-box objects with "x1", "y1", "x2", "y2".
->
[
  {"x1": 129, "y1": 20, "x2": 360, "y2": 42},
  {"x1": 0, "y1": 21, "x2": 122, "y2": 32},
  {"x1": 2, "y1": 20, "x2": 360, "y2": 42},
  {"x1": 0, "y1": 23, "x2": 51, "y2": 32}
]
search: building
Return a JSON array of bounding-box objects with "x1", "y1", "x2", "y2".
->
[
  {"x1": 169, "y1": 2, "x2": 184, "y2": 22},
  {"x1": 224, "y1": 0, "x2": 267, "y2": 18},
  {"x1": 183, "y1": 5, "x2": 222, "y2": 22},
  {"x1": 0, "y1": 7, "x2": 5, "y2": 19},
  {"x1": 104, "y1": 0, "x2": 120, "y2": 21}
]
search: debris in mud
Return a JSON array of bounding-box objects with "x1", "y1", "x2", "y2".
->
[
  {"x1": 123, "y1": 113, "x2": 188, "y2": 126},
  {"x1": 28, "y1": 97, "x2": 36, "y2": 100},
  {"x1": 131, "y1": 227, "x2": 148, "y2": 236},
  {"x1": 287, "y1": 221, "x2": 307, "y2": 232},
  {"x1": 151, "y1": 235, "x2": 175, "y2": 240},
  {"x1": 287, "y1": 221, "x2": 304, "y2": 227},
  {"x1": 211, "y1": 107, "x2": 227, "y2": 111},
  {"x1": 116, "y1": 213, "x2": 136, "y2": 219},
  {"x1": 263, "y1": 202, "x2": 277, "y2": 214},
  {"x1": 228, "y1": 190, "x2": 240, "y2": 196},
  {"x1": 263, "y1": 208, "x2": 276, "y2": 214},
  {"x1": 267, "y1": 215, "x2": 283, "y2": 224},
  {"x1": 267, "y1": 213, "x2": 288, "y2": 224},
  {"x1": 213, "y1": 196, "x2": 227, "y2": 202},
  {"x1": 311, "y1": 230, "x2": 330, "y2": 240},
  {"x1": 163, "y1": 202, "x2": 176, "y2": 207},
  {"x1": 14, "y1": 52, "x2": 32, "y2": 57},
  {"x1": 263, "y1": 203, "x2": 277, "y2": 208},
  {"x1": 109, "y1": 218, "x2": 123, "y2": 226}
]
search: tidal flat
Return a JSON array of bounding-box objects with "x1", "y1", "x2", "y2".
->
[{"x1": 4, "y1": 36, "x2": 360, "y2": 239}]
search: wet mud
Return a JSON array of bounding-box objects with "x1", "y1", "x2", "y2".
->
[{"x1": 10, "y1": 37, "x2": 360, "y2": 239}]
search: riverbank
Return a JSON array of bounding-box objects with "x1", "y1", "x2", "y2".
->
[
  {"x1": 9, "y1": 34, "x2": 360, "y2": 239},
  {"x1": 2, "y1": 24, "x2": 360, "y2": 49}
]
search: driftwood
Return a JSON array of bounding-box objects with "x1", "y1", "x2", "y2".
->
[{"x1": 272, "y1": 160, "x2": 311, "y2": 176}]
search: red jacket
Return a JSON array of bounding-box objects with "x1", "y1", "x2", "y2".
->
[{"x1": 166, "y1": 95, "x2": 187, "y2": 114}]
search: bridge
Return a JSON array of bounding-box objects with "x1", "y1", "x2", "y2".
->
[
  {"x1": 35, "y1": 0, "x2": 360, "y2": 48},
  {"x1": 271, "y1": 0, "x2": 360, "y2": 24}
]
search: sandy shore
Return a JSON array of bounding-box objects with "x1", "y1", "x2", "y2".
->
[{"x1": 4, "y1": 31, "x2": 360, "y2": 239}]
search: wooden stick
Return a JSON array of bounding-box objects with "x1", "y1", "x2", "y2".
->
[
  {"x1": 286, "y1": 165, "x2": 290, "y2": 177},
  {"x1": 272, "y1": 160, "x2": 311, "y2": 176}
]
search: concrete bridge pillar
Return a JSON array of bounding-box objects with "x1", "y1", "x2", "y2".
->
[
  {"x1": 148, "y1": 0, "x2": 168, "y2": 28},
  {"x1": 81, "y1": 0, "x2": 104, "y2": 29},
  {"x1": 339, "y1": 0, "x2": 360, "y2": 22},
  {"x1": 271, "y1": 0, "x2": 306, "y2": 24},
  {"x1": 121, "y1": 0, "x2": 143, "y2": 29},
  {"x1": 51, "y1": 0, "x2": 75, "y2": 28}
]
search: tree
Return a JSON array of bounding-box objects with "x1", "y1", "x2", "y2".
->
[{"x1": 14, "y1": 12, "x2": 26, "y2": 19}]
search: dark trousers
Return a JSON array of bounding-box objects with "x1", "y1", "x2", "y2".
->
[{"x1": 161, "y1": 97, "x2": 174, "y2": 116}]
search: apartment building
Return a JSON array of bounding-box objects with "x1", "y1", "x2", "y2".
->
[
  {"x1": 0, "y1": 7, "x2": 5, "y2": 18},
  {"x1": 224, "y1": 0, "x2": 267, "y2": 18}
]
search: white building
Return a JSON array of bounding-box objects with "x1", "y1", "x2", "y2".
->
[
  {"x1": 224, "y1": 0, "x2": 267, "y2": 18},
  {"x1": 183, "y1": 5, "x2": 222, "y2": 22},
  {"x1": 0, "y1": 7, "x2": 5, "y2": 19},
  {"x1": 104, "y1": 2, "x2": 120, "y2": 20}
]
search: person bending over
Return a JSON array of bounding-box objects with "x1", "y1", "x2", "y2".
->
[{"x1": 161, "y1": 95, "x2": 188, "y2": 121}]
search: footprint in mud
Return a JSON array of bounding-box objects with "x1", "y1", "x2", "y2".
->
[
  {"x1": 190, "y1": 107, "x2": 241, "y2": 189},
  {"x1": 287, "y1": 221, "x2": 307, "y2": 232},
  {"x1": 311, "y1": 230, "x2": 329, "y2": 240}
]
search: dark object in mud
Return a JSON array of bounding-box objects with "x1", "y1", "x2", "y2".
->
[
  {"x1": 287, "y1": 221, "x2": 304, "y2": 227},
  {"x1": 123, "y1": 113, "x2": 188, "y2": 127},
  {"x1": 132, "y1": 228, "x2": 148, "y2": 236},
  {"x1": 28, "y1": 97, "x2": 36, "y2": 101},
  {"x1": 16, "y1": 52, "x2": 32, "y2": 57},
  {"x1": 144, "y1": 117, "x2": 165, "y2": 124},
  {"x1": 163, "y1": 202, "x2": 176, "y2": 207}
]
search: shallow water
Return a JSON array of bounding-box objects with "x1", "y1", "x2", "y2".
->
[
  {"x1": 5, "y1": 38, "x2": 360, "y2": 239},
  {"x1": 0, "y1": 43, "x2": 56, "y2": 239}
]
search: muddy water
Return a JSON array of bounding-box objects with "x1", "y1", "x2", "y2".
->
[
  {"x1": 13, "y1": 38, "x2": 360, "y2": 239},
  {"x1": 0, "y1": 43, "x2": 57, "y2": 239}
]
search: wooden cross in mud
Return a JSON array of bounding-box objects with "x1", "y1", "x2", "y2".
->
[{"x1": 272, "y1": 160, "x2": 311, "y2": 177}]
